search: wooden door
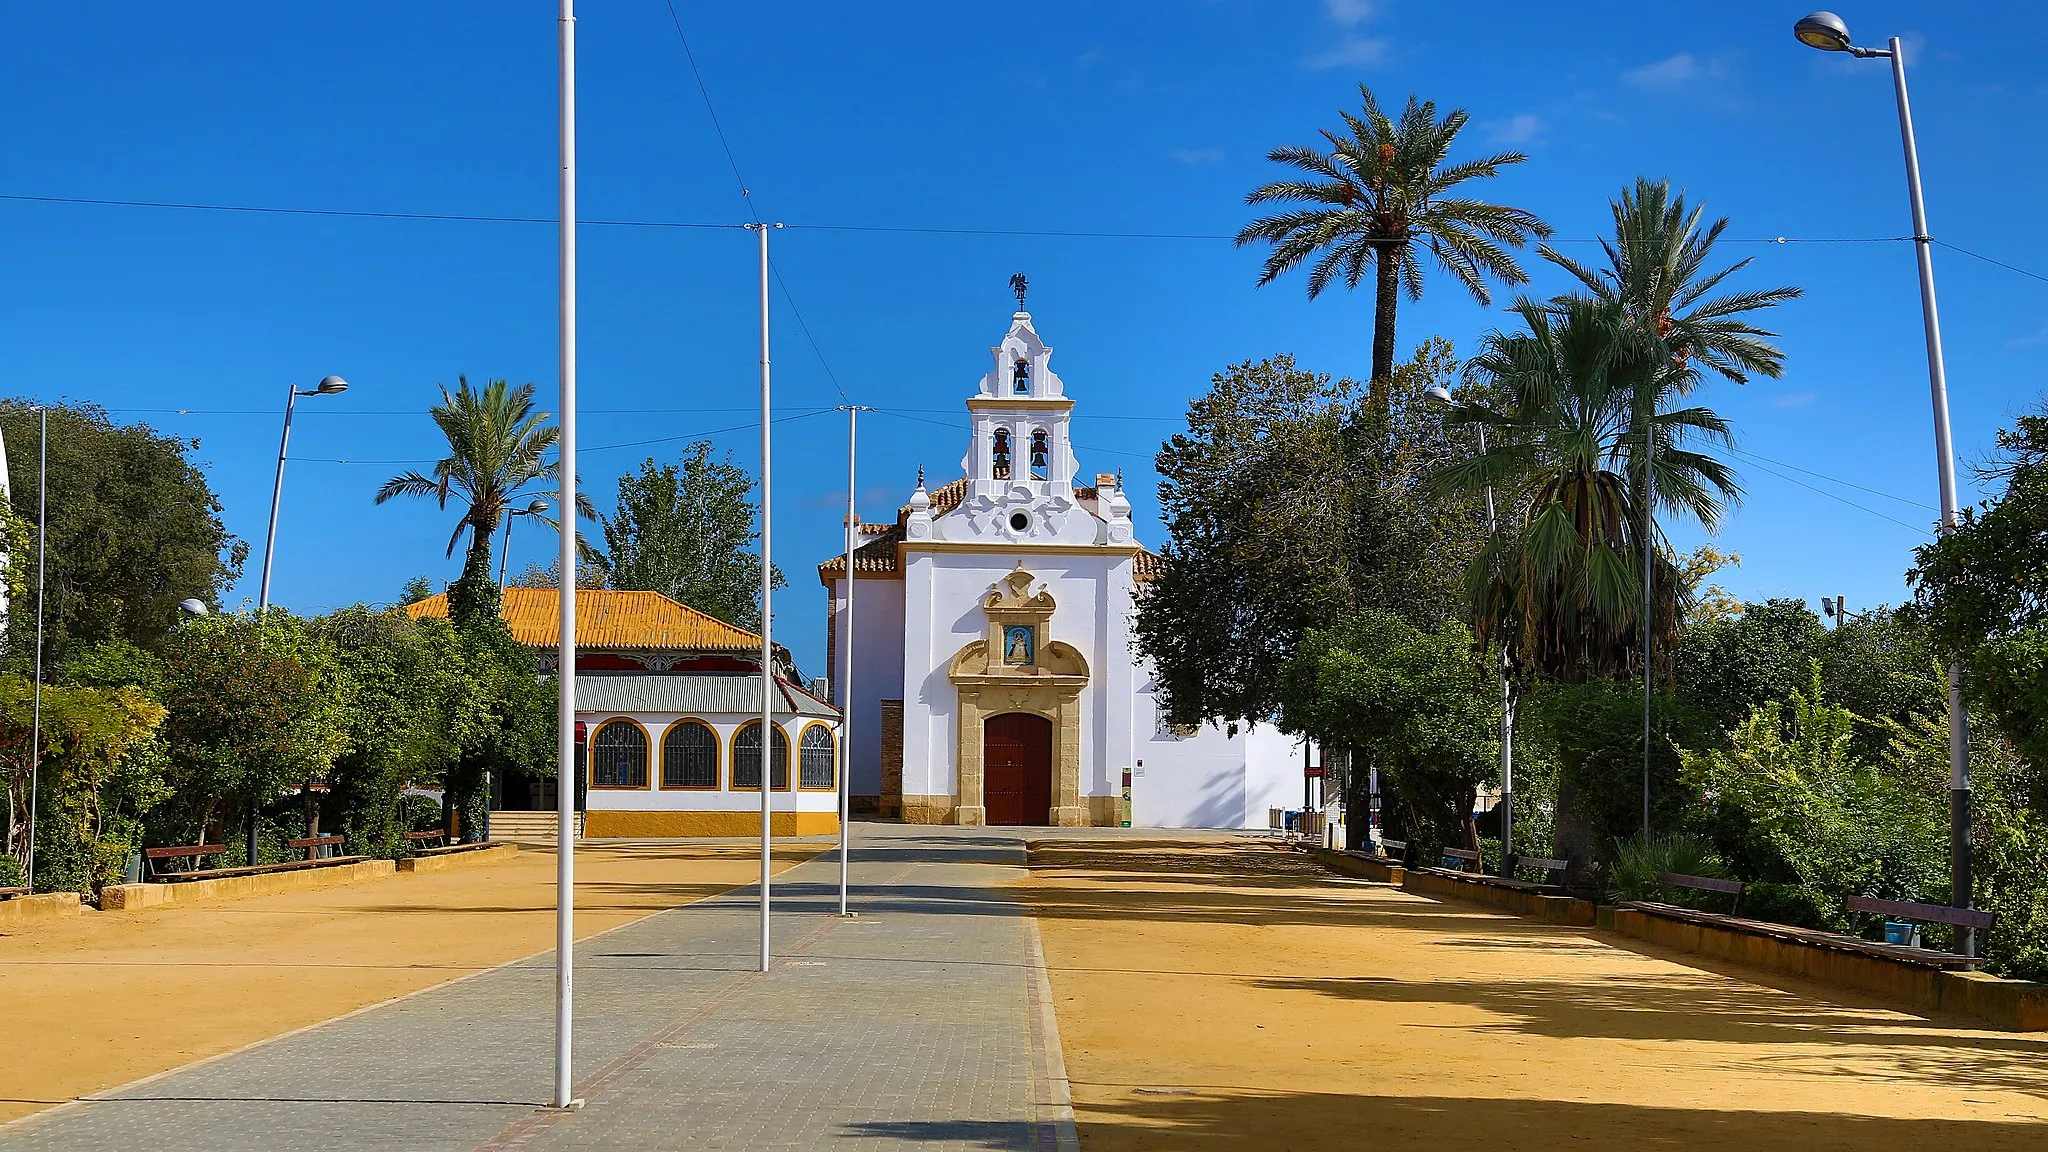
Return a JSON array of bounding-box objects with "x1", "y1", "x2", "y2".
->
[{"x1": 984, "y1": 713, "x2": 1053, "y2": 826}]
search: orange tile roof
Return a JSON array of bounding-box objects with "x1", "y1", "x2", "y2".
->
[{"x1": 404, "y1": 587, "x2": 761, "y2": 652}]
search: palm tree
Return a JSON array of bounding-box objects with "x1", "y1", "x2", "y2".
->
[
  {"x1": 375, "y1": 376, "x2": 593, "y2": 626},
  {"x1": 1541, "y1": 178, "x2": 1802, "y2": 386},
  {"x1": 1430, "y1": 297, "x2": 1741, "y2": 681},
  {"x1": 1237, "y1": 85, "x2": 1553, "y2": 391}
]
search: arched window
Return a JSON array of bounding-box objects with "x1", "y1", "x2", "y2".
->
[
  {"x1": 732, "y1": 721, "x2": 790, "y2": 790},
  {"x1": 992, "y1": 428, "x2": 1011, "y2": 480},
  {"x1": 1029, "y1": 429, "x2": 1049, "y2": 479},
  {"x1": 1012, "y1": 357, "x2": 1030, "y2": 394},
  {"x1": 590, "y1": 720, "x2": 649, "y2": 788},
  {"x1": 799, "y1": 725, "x2": 836, "y2": 790},
  {"x1": 661, "y1": 720, "x2": 718, "y2": 789}
]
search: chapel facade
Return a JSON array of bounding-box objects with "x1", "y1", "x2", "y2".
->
[{"x1": 818, "y1": 305, "x2": 1302, "y2": 828}]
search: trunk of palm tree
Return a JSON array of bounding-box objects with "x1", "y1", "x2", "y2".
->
[
  {"x1": 446, "y1": 525, "x2": 502, "y2": 633},
  {"x1": 1371, "y1": 243, "x2": 1401, "y2": 393}
]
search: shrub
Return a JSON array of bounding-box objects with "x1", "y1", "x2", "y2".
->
[{"x1": 1606, "y1": 833, "x2": 1723, "y2": 904}]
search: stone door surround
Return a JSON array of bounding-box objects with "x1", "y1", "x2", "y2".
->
[{"x1": 946, "y1": 567, "x2": 1089, "y2": 826}]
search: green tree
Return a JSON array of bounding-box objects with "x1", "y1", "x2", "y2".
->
[
  {"x1": 1908, "y1": 402, "x2": 2048, "y2": 807},
  {"x1": 0, "y1": 401, "x2": 245, "y2": 665},
  {"x1": 316, "y1": 608, "x2": 472, "y2": 857},
  {"x1": 0, "y1": 676, "x2": 167, "y2": 891},
  {"x1": 1237, "y1": 87, "x2": 1551, "y2": 389},
  {"x1": 1278, "y1": 609, "x2": 1500, "y2": 854},
  {"x1": 1540, "y1": 178, "x2": 1802, "y2": 387},
  {"x1": 397, "y1": 576, "x2": 438, "y2": 606},
  {"x1": 153, "y1": 611, "x2": 347, "y2": 860},
  {"x1": 1136, "y1": 344, "x2": 1489, "y2": 731},
  {"x1": 374, "y1": 377, "x2": 592, "y2": 632},
  {"x1": 597, "y1": 444, "x2": 783, "y2": 629}
]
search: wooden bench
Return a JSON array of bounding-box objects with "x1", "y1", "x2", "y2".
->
[
  {"x1": 145, "y1": 841, "x2": 365, "y2": 883},
  {"x1": 1657, "y1": 871, "x2": 1744, "y2": 913},
  {"x1": 1846, "y1": 895, "x2": 1992, "y2": 962},
  {"x1": 404, "y1": 829, "x2": 449, "y2": 850},
  {"x1": 0, "y1": 886, "x2": 28, "y2": 900},
  {"x1": 1620, "y1": 898, "x2": 1985, "y2": 969},
  {"x1": 1439, "y1": 847, "x2": 1482, "y2": 873},
  {"x1": 288, "y1": 833, "x2": 347, "y2": 861},
  {"x1": 413, "y1": 839, "x2": 503, "y2": 858},
  {"x1": 1377, "y1": 838, "x2": 1408, "y2": 866},
  {"x1": 144, "y1": 843, "x2": 227, "y2": 881},
  {"x1": 1460, "y1": 854, "x2": 1571, "y2": 895}
]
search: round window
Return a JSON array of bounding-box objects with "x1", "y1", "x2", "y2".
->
[{"x1": 1008, "y1": 511, "x2": 1030, "y2": 532}]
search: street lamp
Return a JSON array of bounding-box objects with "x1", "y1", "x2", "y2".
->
[
  {"x1": 178, "y1": 598, "x2": 209, "y2": 617},
  {"x1": 498, "y1": 497, "x2": 551, "y2": 588},
  {"x1": 1793, "y1": 10, "x2": 1974, "y2": 952},
  {"x1": 1426, "y1": 384, "x2": 1516, "y2": 877},
  {"x1": 251, "y1": 374, "x2": 346, "y2": 867}
]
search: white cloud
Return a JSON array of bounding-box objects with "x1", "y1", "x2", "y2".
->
[
  {"x1": 2006, "y1": 328, "x2": 2048, "y2": 349},
  {"x1": 1771, "y1": 391, "x2": 1817, "y2": 409},
  {"x1": 1484, "y1": 113, "x2": 1543, "y2": 144},
  {"x1": 1171, "y1": 147, "x2": 1225, "y2": 164},
  {"x1": 1324, "y1": 0, "x2": 1375, "y2": 25},
  {"x1": 1623, "y1": 52, "x2": 1727, "y2": 88},
  {"x1": 1302, "y1": 35, "x2": 1390, "y2": 70}
]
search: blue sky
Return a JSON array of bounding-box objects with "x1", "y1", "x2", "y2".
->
[{"x1": 5, "y1": 1, "x2": 2046, "y2": 676}]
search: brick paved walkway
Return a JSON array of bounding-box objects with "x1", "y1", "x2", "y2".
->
[{"x1": 2, "y1": 825, "x2": 1077, "y2": 1152}]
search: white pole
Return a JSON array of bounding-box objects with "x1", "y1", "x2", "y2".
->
[
  {"x1": 754, "y1": 221, "x2": 774, "y2": 973},
  {"x1": 23, "y1": 409, "x2": 46, "y2": 888},
  {"x1": 838, "y1": 406, "x2": 860, "y2": 916},
  {"x1": 553, "y1": 0, "x2": 579, "y2": 1112}
]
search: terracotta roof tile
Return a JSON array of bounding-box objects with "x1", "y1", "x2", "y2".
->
[{"x1": 404, "y1": 587, "x2": 760, "y2": 652}]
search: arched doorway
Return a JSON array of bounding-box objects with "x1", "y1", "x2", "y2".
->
[{"x1": 984, "y1": 713, "x2": 1053, "y2": 825}]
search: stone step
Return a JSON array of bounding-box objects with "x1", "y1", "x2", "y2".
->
[{"x1": 487, "y1": 810, "x2": 582, "y2": 843}]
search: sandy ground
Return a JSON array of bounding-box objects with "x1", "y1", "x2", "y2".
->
[
  {"x1": 1, "y1": 839, "x2": 822, "y2": 1126},
  {"x1": 1027, "y1": 838, "x2": 2048, "y2": 1151}
]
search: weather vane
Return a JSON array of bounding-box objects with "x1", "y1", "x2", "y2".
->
[{"x1": 1009, "y1": 272, "x2": 1028, "y2": 309}]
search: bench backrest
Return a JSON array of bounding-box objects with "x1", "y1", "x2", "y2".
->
[
  {"x1": 286, "y1": 834, "x2": 346, "y2": 849},
  {"x1": 1659, "y1": 871, "x2": 1743, "y2": 895},
  {"x1": 1442, "y1": 847, "x2": 1482, "y2": 872},
  {"x1": 1846, "y1": 895, "x2": 1994, "y2": 931},
  {"x1": 1520, "y1": 855, "x2": 1569, "y2": 874},
  {"x1": 144, "y1": 844, "x2": 225, "y2": 860},
  {"x1": 403, "y1": 829, "x2": 446, "y2": 841},
  {"x1": 1379, "y1": 839, "x2": 1408, "y2": 860}
]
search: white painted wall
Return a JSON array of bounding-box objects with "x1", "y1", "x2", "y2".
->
[
  {"x1": 579, "y1": 712, "x2": 840, "y2": 815},
  {"x1": 831, "y1": 573, "x2": 905, "y2": 798}
]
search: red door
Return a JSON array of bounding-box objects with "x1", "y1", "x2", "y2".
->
[{"x1": 984, "y1": 713, "x2": 1053, "y2": 825}]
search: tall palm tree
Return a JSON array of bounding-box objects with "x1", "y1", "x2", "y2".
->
[
  {"x1": 1541, "y1": 178, "x2": 1802, "y2": 387},
  {"x1": 1237, "y1": 85, "x2": 1553, "y2": 391},
  {"x1": 1430, "y1": 297, "x2": 1741, "y2": 681},
  {"x1": 375, "y1": 376, "x2": 594, "y2": 624}
]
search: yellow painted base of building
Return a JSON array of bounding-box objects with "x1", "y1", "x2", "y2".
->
[
  {"x1": 582, "y1": 810, "x2": 841, "y2": 838},
  {"x1": 0, "y1": 891, "x2": 82, "y2": 928},
  {"x1": 395, "y1": 842, "x2": 519, "y2": 873},
  {"x1": 101, "y1": 859, "x2": 397, "y2": 913}
]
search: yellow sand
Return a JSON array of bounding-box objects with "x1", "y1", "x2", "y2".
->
[
  {"x1": 0, "y1": 840, "x2": 818, "y2": 1125},
  {"x1": 1028, "y1": 839, "x2": 2048, "y2": 1151}
]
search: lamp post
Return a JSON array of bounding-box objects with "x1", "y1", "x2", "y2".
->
[
  {"x1": 255, "y1": 375, "x2": 347, "y2": 866},
  {"x1": 1793, "y1": 10, "x2": 1973, "y2": 954},
  {"x1": 498, "y1": 497, "x2": 551, "y2": 588},
  {"x1": 1426, "y1": 385, "x2": 1515, "y2": 876}
]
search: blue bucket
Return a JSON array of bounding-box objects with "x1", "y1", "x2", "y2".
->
[{"x1": 1882, "y1": 921, "x2": 1916, "y2": 946}]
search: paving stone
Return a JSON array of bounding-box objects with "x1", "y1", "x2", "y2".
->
[{"x1": 2, "y1": 825, "x2": 1077, "y2": 1152}]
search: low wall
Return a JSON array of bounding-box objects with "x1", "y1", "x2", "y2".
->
[
  {"x1": 1402, "y1": 867, "x2": 1598, "y2": 927},
  {"x1": 101, "y1": 859, "x2": 396, "y2": 912},
  {"x1": 0, "y1": 891, "x2": 81, "y2": 928},
  {"x1": 582, "y1": 810, "x2": 839, "y2": 838},
  {"x1": 1598, "y1": 905, "x2": 2048, "y2": 1032},
  {"x1": 396, "y1": 842, "x2": 519, "y2": 874},
  {"x1": 1312, "y1": 848, "x2": 1403, "y2": 885}
]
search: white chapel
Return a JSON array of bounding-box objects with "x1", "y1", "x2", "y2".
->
[{"x1": 819, "y1": 301, "x2": 1303, "y2": 828}]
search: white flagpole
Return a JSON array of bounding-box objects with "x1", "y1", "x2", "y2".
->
[
  {"x1": 753, "y1": 221, "x2": 776, "y2": 973},
  {"x1": 24, "y1": 408, "x2": 47, "y2": 889},
  {"x1": 838, "y1": 405, "x2": 863, "y2": 916},
  {"x1": 553, "y1": 0, "x2": 580, "y2": 1112}
]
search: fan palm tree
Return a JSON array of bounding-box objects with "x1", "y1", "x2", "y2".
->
[
  {"x1": 1237, "y1": 85, "x2": 1553, "y2": 391},
  {"x1": 1430, "y1": 297, "x2": 1741, "y2": 681},
  {"x1": 375, "y1": 377, "x2": 594, "y2": 623},
  {"x1": 1541, "y1": 178, "x2": 1802, "y2": 387}
]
